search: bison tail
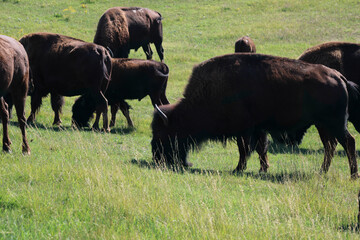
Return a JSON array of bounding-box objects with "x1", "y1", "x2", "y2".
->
[
  {"x1": 103, "y1": 50, "x2": 112, "y2": 83},
  {"x1": 72, "y1": 94, "x2": 97, "y2": 128},
  {"x1": 155, "y1": 63, "x2": 169, "y2": 78},
  {"x1": 346, "y1": 81, "x2": 360, "y2": 132}
]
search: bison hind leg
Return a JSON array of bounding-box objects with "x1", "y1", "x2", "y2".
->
[
  {"x1": 119, "y1": 100, "x2": 134, "y2": 128},
  {"x1": 317, "y1": 125, "x2": 359, "y2": 179},
  {"x1": 0, "y1": 97, "x2": 12, "y2": 153}
]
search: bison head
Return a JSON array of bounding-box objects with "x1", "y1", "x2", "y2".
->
[{"x1": 151, "y1": 104, "x2": 193, "y2": 169}]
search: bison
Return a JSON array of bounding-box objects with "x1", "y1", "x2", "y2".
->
[
  {"x1": 19, "y1": 33, "x2": 112, "y2": 131},
  {"x1": 235, "y1": 36, "x2": 256, "y2": 53},
  {"x1": 151, "y1": 53, "x2": 359, "y2": 178},
  {"x1": 94, "y1": 7, "x2": 164, "y2": 61},
  {"x1": 275, "y1": 42, "x2": 360, "y2": 145},
  {"x1": 0, "y1": 35, "x2": 30, "y2": 154},
  {"x1": 72, "y1": 58, "x2": 169, "y2": 129}
]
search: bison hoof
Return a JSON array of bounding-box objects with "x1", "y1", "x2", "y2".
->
[
  {"x1": 98, "y1": 127, "x2": 110, "y2": 133},
  {"x1": 184, "y1": 161, "x2": 193, "y2": 168},
  {"x1": 232, "y1": 169, "x2": 244, "y2": 175},
  {"x1": 351, "y1": 173, "x2": 360, "y2": 180},
  {"x1": 53, "y1": 120, "x2": 62, "y2": 126},
  {"x1": 259, "y1": 167, "x2": 268, "y2": 173},
  {"x1": 3, "y1": 147, "x2": 12, "y2": 154},
  {"x1": 22, "y1": 149, "x2": 31, "y2": 155}
]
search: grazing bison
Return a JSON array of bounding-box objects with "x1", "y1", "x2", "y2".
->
[
  {"x1": 19, "y1": 33, "x2": 112, "y2": 131},
  {"x1": 152, "y1": 53, "x2": 359, "y2": 178},
  {"x1": 72, "y1": 58, "x2": 169, "y2": 129},
  {"x1": 0, "y1": 35, "x2": 30, "y2": 154},
  {"x1": 275, "y1": 42, "x2": 360, "y2": 145},
  {"x1": 235, "y1": 36, "x2": 256, "y2": 53},
  {"x1": 94, "y1": 7, "x2": 164, "y2": 61}
]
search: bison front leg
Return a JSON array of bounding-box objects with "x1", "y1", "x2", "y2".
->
[
  {"x1": 109, "y1": 103, "x2": 119, "y2": 128},
  {"x1": 51, "y1": 93, "x2": 64, "y2": 126},
  {"x1": 92, "y1": 91, "x2": 109, "y2": 133},
  {"x1": 142, "y1": 44, "x2": 153, "y2": 60},
  {"x1": 0, "y1": 98, "x2": 11, "y2": 153},
  {"x1": 234, "y1": 136, "x2": 251, "y2": 173},
  {"x1": 92, "y1": 109, "x2": 101, "y2": 131},
  {"x1": 27, "y1": 89, "x2": 43, "y2": 124},
  {"x1": 256, "y1": 132, "x2": 269, "y2": 173}
]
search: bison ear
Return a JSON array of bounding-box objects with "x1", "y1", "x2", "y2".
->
[{"x1": 155, "y1": 104, "x2": 169, "y2": 126}]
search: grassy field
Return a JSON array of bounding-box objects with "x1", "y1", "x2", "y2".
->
[{"x1": 1, "y1": 0, "x2": 360, "y2": 239}]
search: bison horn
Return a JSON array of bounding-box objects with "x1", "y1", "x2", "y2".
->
[
  {"x1": 155, "y1": 104, "x2": 168, "y2": 126},
  {"x1": 106, "y1": 47, "x2": 114, "y2": 57}
]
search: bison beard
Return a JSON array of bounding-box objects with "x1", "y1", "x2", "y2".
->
[{"x1": 151, "y1": 53, "x2": 359, "y2": 178}]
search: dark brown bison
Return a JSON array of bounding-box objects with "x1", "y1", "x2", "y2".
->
[
  {"x1": 19, "y1": 33, "x2": 112, "y2": 131},
  {"x1": 0, "y1": 35, "x2": 30, "y2": 154},
  {"x1": 235, "y1": 36, "x2": 256, "y2": 53},
  {"x1": 152, "y1": 53, "x2": 359, "y2": 178},
  {"x1": 94, "y1": 7, "x2": 164, "y2": 61},
  {"x1": 275, "y1": 42, "x2": 360, "y2": 145},
  {"x1": 72, "y1": 58, "x2": 169, "y2": 129}
]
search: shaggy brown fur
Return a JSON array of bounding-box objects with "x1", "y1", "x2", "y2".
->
[
  {"x1": 0, "y1": 35, "x2": 30, "y2": 154},
  {"x1": 298, "y1": 42, "x2": 360, "y2": 84},
  {"x1": 72, "y1": 58, "x2": 169, "y2": 129},
  {"x1": 94, "y1": 7, "x2": 164, "y2": 61},
  {"x1": 235, "y1": 36, "x2": 256, "y2": 53},
  {"x1": 20, "y1": 33, "x2": 112, "y2": 131},
  {"x1": 152, "y1": 54, "x2": 358, "y2": 178}
]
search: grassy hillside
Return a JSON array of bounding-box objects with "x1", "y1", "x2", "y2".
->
[{"x1": 0, "y1": 0, "x2": 360, "y2": 239}]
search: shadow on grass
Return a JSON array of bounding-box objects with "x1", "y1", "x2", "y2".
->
[
  {"x1": 0, "y1": 196, "x2": 19, "y2": 211},
  {"x1": 268, "y1": 141, "x2": 360, "y2": 157},
  {"x1": 338, "y1": 223, "x2": 359, "y2": 233},
  {"x1": 268, "y1": 141, "x2": 323, "y2": 155},
  {"x1": 130, "y1": 159, "x2": 313, "y2": 184},
  {"x1": 11, "y1": 120, "x2": 134, "y2": 135}
]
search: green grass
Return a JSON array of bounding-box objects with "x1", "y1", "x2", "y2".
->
[{"x1": 1, "y1": 0, "x2": 360, "y2": 239}]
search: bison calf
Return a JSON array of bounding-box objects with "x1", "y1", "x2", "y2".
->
[
  {"x1": 152, "y1": 53, "x2": 358, "y2": 178},
  {"x1": 235, "y1": 36, "x2": 256, "y2": 53},
  {"x1": 72, "y1": 58, "x2": 169, "y2": 129}
]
